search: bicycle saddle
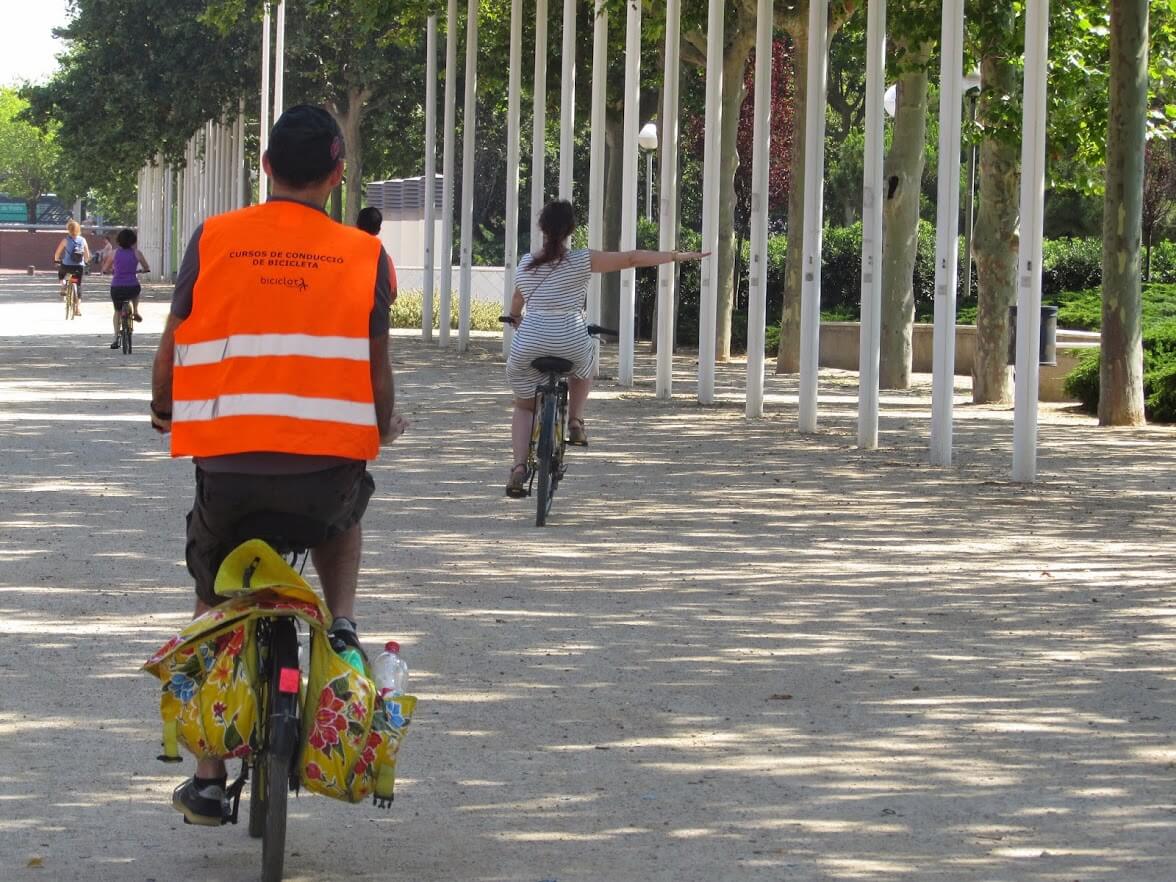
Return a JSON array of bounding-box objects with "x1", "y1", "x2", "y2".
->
[
  {"x1": 532, "y1": 356, "x2": 574, "y2": 374},
  {"x1": 230, "y1": 511, "x2": 329, "y2": 556}
]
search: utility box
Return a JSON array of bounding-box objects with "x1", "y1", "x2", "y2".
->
[{"x1": 364, "y1": 175, "x2": 446, "y2": 270}]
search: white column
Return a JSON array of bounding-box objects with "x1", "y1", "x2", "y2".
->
[
  {"x1": 457, "y1": 0, "x2": 478, "y2": 352},
  {"x1": 236, "y1": 103, "x2": 246, "y2": 208},
  {"x1": 439, "y1": 0, "x2": 459, "y2": 347},
  {"x1": 857, "y1": 0, "x2": 886, "y2": 446},
  {"x1": 929, "y1": 0, "x2": 966, "y2": 466},
  {"x1": 558, "y1": 0, "x2": 577, "y2": 199},
  {"x1": 586, "y1": 0, "x2": 608, "y2": 373},
  {"x1": 424, "y1": 15, "x2": 439, "y2": 342},
  {"x1": 1012, "y1": 0, "x2": 1050, "y2": 482},
  {"x1": 745, "y1": 0, "x2": 775, "y2": 417},
  {"x1": 503, "y1": 0, "x2": 523, "y2": 353},
  {"x1": 655, "y1": 0, "x2": 682, "y2": 399},
  {"x1": 617, "y1": 0, "x2": 642, "y2": 386},
  {"x1": 163, "y1": 165, "x2": 174, "y2": 278},
  {"x1": 531, "y1": 0, "x2": 549, "y2": 241},
  {"x1": 259, "y1": 6, "x2": 271, "y2": 201},
  {"x1": 798, "y1": 0, "x2": 829, "y2": 433},
  {"x1": 698, "y1": 0, "x2": 725, "y2": 403},
  {"x1": 273, "y1": 0, "x2": 286, "y2": 119}
]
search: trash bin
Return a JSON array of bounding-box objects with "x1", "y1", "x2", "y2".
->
[{"x1": 1007, "y1": 305, "x2": 1058, "y2": 366}]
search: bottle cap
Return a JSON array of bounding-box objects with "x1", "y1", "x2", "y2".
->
[{"x1": 384, "y1": 641, "x2": 400, "y2": 654}]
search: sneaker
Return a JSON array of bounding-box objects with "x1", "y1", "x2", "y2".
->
[
  {"x1": 110, "y1": 338, "x2": 120, "y2": 349},
  {"x1": 328, "y1": 616, "x2": 362, "y2": 653},
  {"x1": 133, "y1": 313, "x2": 143, "y2": 322},
  {"x1": 172, "y1": 778, "x2": 226, "y2": 826}
]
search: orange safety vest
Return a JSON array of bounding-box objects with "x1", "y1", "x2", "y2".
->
[{"x1": 171, "y1": 201, "x2": 381, "y2": 461}]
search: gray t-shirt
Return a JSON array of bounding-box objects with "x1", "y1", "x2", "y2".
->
[{"x1": 171, "y1": 198, "x2": 394, "y2": 474}]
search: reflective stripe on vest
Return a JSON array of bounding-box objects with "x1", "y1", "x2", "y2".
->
[
  {"x1": 171, "y1": 201, "x2": 381, "y2": 460},
  {"x1": 174, "y1": 393, "x2": 375, "y2": 426},
  {"x1": 175, "y1": 333, "x2": 369, "y2": 367}
]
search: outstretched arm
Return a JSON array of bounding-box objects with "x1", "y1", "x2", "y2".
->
[
  {"x1": 589, "y1": 249, "x2": 708, "y2": 274},
  {"x1": 136, "y1": 248, "x2": 151, "y2": 273}
]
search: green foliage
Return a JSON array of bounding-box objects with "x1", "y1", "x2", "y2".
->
[
  {"x1": 1041, "y1": 238, "x2": 1105, "y2": 296},
  {"x1": 389, "y1": 290, "x2": 502, "y2": 332},
  {"x1": 1054, "y1": 288, "x2": 1102, "y2": 331},
  {"x1": 0, "y1": 89, "x2": 61, "y2": 217},
  {"x1": 1065, "y1": 320, "x2": 1176, "y2": 422},
  {"x1": 1040, "y1": 238, "x2": 1176, "y2": 299}
]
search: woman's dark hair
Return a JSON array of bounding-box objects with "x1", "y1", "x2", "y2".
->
[
  {"x1": 530, "y1": 200, "x2": 577, "y2": 269},
  {"x1": 116, "y1": 228, "x2": 137, "y2": 249},
  {"x1": 356, "y1": 206, "x2": 383, "y2": 235}
]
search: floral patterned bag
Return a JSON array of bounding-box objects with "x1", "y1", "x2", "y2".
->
[
  {"x1": 143, "y1": 540, "x2": 331, "y2": 763},
  {"x1": 299, "y1": 628, "x2": 417, "y2": 805}
]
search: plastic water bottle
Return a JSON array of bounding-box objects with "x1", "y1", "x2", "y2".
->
[{"x1": 371, "y1": 641, "x2": 409, "y2": 698}]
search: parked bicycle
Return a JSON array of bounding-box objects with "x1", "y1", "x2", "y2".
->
[{"x1": 500, "y1": 317, "x2": 616, "y2": 526}]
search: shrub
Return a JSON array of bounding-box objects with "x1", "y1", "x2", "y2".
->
[
  {"x1": 1042, "y1": 237, "x2": 1103, "y2": 296},
  {"x1": 390, "y1": 290, "x2": 502, "y2": 332},
  {"x1": 1064, "y1": 320, "x2": 1176, "y2": 422},
  {"x1": 1055, "y1": 288, "x2": 1102, "y2": 330}
]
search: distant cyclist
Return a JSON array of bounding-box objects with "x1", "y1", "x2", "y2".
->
[
  {"x1": 101, "y1": 228, "x2": 149, "y2": 349},
  {"x1": 53, "y1": 220, "x2": 90, "y2": 313}
]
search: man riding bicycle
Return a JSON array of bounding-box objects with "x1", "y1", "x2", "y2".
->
[{"x1": 149, "y1": 105, "x2": 407, "y2": 825}]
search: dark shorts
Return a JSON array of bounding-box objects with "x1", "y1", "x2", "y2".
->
[
  {"x1": 111, "y1": 284, "x2": 141, "y2": 307},
  {"x1": 185, "y1": 461, "x2": 375, "y2": 606},
  {"x1": 58, "y1": 265, "x2": 84, "y2": 289}
]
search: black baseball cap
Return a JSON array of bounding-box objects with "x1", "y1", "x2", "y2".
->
[{"x1": 266, "y1": 104, "x2": 345, "y2": 187}]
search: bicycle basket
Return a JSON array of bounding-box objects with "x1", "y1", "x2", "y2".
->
[{"x1": 299, "y1": 629, "x2": 417, "y2": 805}]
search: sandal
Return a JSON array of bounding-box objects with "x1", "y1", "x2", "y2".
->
[
  {"x1": 567, "y1": 419, "x2": 588, "y2": 447},
  {"x1": 505, "y1": 464, "x2": 529, "y2": 498}
]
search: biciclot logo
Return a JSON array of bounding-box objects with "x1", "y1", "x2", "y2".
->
[{"x1": 261, "y1": 276, "x2": 310, "y2": 292}]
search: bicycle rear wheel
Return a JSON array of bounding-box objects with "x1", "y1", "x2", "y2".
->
[
  {"x1": 122, "y1": 312, "x2": 132, "y2": 354},
  {"x1": 64, "y1": 282, "x2": 75, "y2": 320},
  {"x1": 257, "y1": 618, "x2": 300, "y2": 882},
  {"x1": 534, "y1": 392, "x2": 557, "y2": 527}
]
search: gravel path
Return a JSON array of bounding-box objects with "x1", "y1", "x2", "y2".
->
[{"x1": 1, "y1": 270, "x2": 1174, "y2": 882}]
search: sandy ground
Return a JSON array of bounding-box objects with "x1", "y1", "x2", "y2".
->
[{"x1": 0, "y1": 270, "x2": 1174, "y2": 882}]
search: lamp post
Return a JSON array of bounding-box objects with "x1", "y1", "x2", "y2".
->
[
  {"x1": 962, "y1": 69, "x2": 981, "y2": 305},
  {"x1": 638, "y1": 122, "x2": 659, "y2": 220}
]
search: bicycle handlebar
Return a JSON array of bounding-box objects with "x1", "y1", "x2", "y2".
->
[{"x1": 499, "y1": 315, "x2": 619, "y2": 340}]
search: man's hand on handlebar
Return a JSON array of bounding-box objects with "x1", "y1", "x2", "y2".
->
[
  {"x1": 150, "y1": 403, "x2": 172, "y2": 435},
  {"x1": 381, "y1": 413, "x2": 409, "y2": 445}
]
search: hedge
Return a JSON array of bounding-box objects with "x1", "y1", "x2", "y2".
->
[{"x1": 1064, "y1": 320, "x2": 1176, "y2": 422}]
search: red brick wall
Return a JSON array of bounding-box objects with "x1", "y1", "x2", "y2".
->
[{"x1": 0, "y1": 230, "x2": 106, "y2": 271}]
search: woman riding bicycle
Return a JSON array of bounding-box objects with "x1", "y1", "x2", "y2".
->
[
  {"x1": 101, "y1": 227, "x2": 150, "y2": 348},
  {"x1": 53, "y1": 220, "x2": 90, "y2": 313},
  {"x1": 503, "y1": 199, "x2": 705, "y2": 497}
]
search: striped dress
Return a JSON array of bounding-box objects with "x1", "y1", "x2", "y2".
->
[{"x1": 506, "y1": 248, "x2": 597, "y2": 399}]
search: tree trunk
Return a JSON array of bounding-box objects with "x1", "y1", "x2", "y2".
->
[
  {"x1": 1099, "y1": 0, "x2": 1148, "y2": 426},
  {"x1": 329, "y1": 185, "x2": 344, "y2": 222},
  {"x1": 971, "y1": 45, "x2": 1020, "y2": 404},
  {"x1": 878, "y1": 44, "x2": 930, "y2": 390},
  {"x1": 775, "y1": 23, "x2": 808, "y2": 374},
  {"x1": 25, "y1": 198, "x2": 37, "y2": 225},
  {"x1": 716, "y1": 30, "x2": 757, "y2": 362},
  {"x1": 329, "y1": 88, "x2": 368, "y2": 226}
]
